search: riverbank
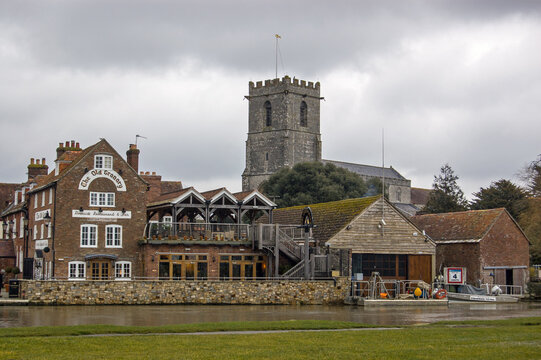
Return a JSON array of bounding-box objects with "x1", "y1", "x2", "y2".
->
[{"x1": 0, "y1": 318, "x2": 539, "y2": 359}]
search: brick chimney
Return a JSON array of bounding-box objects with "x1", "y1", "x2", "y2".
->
[
  {"x1": 56, "y1": 140, "x2": 82, "y2": 160},
  {"x1": 28, "y1": 157, "x2": 49, "y2": 181},
  {"x1": 126, "y1": 144, "x2": 140, "y2": 173}
]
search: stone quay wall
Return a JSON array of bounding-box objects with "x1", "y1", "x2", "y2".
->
[{"x1": 20, "y1": 278, "x2": 350, "y2": 305}]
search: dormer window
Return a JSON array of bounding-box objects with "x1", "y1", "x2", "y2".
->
[
  {"x1": 95, "y1": 155, "x2": 113, "y2": 169},
  {"x1": 264, "y1": 101, "x2": 272, "y2": 127},
  {"x1": 300, "y1": 101, "x2": 307, "y2": 127}
]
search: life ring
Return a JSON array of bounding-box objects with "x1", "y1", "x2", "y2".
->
[{"x1": 435, "y1": 289, "x2": 448, "y2": 299}]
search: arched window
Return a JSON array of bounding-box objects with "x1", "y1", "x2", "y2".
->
[
  {"x1": 300, "y1": 101, "x2": 307, "y2": 127},
  {"x1": 264, "y1": 101, "x2": 272, "y2": 127}
]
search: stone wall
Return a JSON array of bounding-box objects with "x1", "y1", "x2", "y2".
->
[{"x1": 20, "y1": 278, "x2": 350, "y2": 305}]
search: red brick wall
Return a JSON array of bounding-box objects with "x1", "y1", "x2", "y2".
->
[
  {"x1": 142, "y1": 243, "x2": 268, "y2": 279},
  {"x1": 28, "y1": 140, "x2": 148, "y2": 279},
  {"x1": 436, "y1": 243, "x2": 481, "y2": 284},
  {"x1": 480, "y1": 212, "x2": 530, "y2": 287}
]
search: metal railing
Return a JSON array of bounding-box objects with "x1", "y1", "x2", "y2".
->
[
  {"x1": 351, "y1": 279, "x2": 427, "y2": 299},
  {"x1": 487, "y1": 284, "x2": 523, "y2": 296},
  {"x1": 144, "y1": 222, "x2": 251, "y2": 242}
]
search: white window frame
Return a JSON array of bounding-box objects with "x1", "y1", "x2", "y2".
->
[
  {"x1": 33, "y1": 224, "x2": 37, "y2": 240},
  {"x1": 80, "y1": 224, "x2": 98, "y2": 248},
  {"x1": 19, "y1": 217, "x2": 24, "y2": 238},
  {"x1": 162, "y1": 216, "x2": 173, "y2": 223},
  {"x1": 49, "y1": 188, "x2": 53, "y2": 204},
  {"x1": 89, "y1": 192, "x2": 115, "y2": 207},
  {"x1": 34, "y1": 194, "x2": 38, "y2": 209},
  {"x1": 0, "y1": 222, "x2": 3, "y2": 239},
  {"x1": 47, "y1": 222, "x2": 52, "y2": 238},
  {"x1": 41, "y1": 191, "x2": 45, "y2": 207},
  {"x1": 105, "y1": 225, "x2": 122, "y2": 248},
  {"x1": 12, "y1": 218, "x2": 16, "y2": 239},
  {"x1": 115, "y1": 261, "x2": 131, "y2": 280},
  {"x1": 40, "y1": 223, "x2": 44, "y2": 239},
  {"x1": 68, "y1": 261, "x2": 86, "y2": 280},
  {"x1": 94, "y1": 155, "x2": 113, "y2": 170}
]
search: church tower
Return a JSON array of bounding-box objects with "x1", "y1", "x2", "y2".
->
[{"x1": 242, "y1": 76, "x2": 322, "y2": 191}]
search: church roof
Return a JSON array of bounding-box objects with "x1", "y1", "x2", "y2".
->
[{"x1": 321, "y1": 159, "x2": 406, "y2": 180}]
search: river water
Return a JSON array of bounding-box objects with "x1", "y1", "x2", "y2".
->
[{"x1": 1, "y1": 302, "x2": 540, "y2": 328}]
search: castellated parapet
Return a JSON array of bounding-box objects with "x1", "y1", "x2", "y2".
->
[{"x1": 242, "y1": 76, "x2": 322, "y2": 191}]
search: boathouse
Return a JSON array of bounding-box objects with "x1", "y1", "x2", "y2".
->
[
  {"x1": 411, "y1": 208, "x2": 530, "y2": 290},
  {"x1": 270, "y1": 196, "x2": 436, "y2": 284}
]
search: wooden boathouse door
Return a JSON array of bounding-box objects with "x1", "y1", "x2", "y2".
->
[{"x1": 407, "y1": 255, "x2": 431, "y2": 283}]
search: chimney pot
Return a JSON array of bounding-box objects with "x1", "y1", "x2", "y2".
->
[
  {"x1": 145, "y1": 171, "x2": 150, "y2": 175},
  {"x1": 140, "y1": 171, "x2": 144, "y2": 175},
  {"x1": 42, "y1": 158, "x2": 46, "y2": 165},
  {"x1": 58, "y1": 142, "x2": 63, "y2": 148},
  {"x1": 30, "y1": 158, "x2": 35, "y2": 165},
  {"x1": 36, "y1": 159, "x2": 40, "y2": 165},
  {"x1": 76, "y1": 142, "x2": 80, "y2": 148},
  {"x1": 152, "y1": 171, "x2": 156, "y2": 175},
  {"x1": 65, "y1": 141, "x2": 69, "y2": 147},
  {"x1": 70, "y1": 140, "x2": 75, "y2": 148}
]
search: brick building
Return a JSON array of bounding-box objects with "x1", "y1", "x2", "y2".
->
[
  {"x1": 411, "y1": 208, "x2": 530, "y2": 289},
  {"x1": 22, "y1": 139, "x2": 149, "y2": 280},
  {"x1": 1, "y1": 158, "x2": 50, "y2": 278},
  {"x1": 140, "y1": 187, "x2": 276, "y2": 280}
]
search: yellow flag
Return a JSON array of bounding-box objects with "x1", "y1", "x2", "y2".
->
[{"x1": 275, "y1": 34, "x2": 281, "y2": 39}]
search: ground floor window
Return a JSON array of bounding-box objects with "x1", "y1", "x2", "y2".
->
[
  {"x1": 115, "y1": 261, "x2": 131, "y2": 280},
  {"x1": 69, "y1": 261, "x2": 86, "y2": 280},
  {"x1": 219, "y1": 254, "x2": 266, "y2": 280},
  {"x1": 159, "y1": 254, "x2": 208, "y2": 280},
  {"x1": 352, "y1": 254, "x2": 407, "y2": 279}
]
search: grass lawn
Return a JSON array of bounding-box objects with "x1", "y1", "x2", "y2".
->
[{"x1": 0, "y1": 318, "x2": 539, "y2": 359}]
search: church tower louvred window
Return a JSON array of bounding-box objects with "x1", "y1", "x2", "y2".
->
[
  {"x1": 300, "y1": 101, "x2": 307, "y2": 127},
  {"x1": 264, "y1": 101, "x2": 272, "y2": 127}
]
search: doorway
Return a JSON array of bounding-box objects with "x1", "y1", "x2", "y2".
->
[{"x1": 90, "y1": 260, "x2": 110, "y2": 280}]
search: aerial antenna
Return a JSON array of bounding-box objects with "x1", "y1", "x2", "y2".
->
[
  {"x1": 381, "y1": 128, "x2": 385, "y2": 235},
  {"x1": 275, "y1": 34, "x2": 281, "y2": 78},
  {"x1": 135, "y1": 134, "x2": 147, "y2": 147}
]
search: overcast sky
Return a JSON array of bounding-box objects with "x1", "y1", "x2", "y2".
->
[{"x1": 1, "y1": 0, "x2": 540, "y2": 199}]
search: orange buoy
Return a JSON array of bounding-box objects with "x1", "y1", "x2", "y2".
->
[{"x1": 435, "y1": 289, "x2": 448, "y2": 299}]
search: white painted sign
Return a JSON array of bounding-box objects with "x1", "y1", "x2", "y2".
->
[
  {"x1": 35, "y1": 240, "x2": 48, "y2": 250},
  {"x1": 445, "y1": 267, "x2": 466, "y2": 285},
  {"x1": 35, "y1": 209, "x2": 51, "y2": 221},
  {"x1": 72, "y1": 209, "x2": 132, "y2": 219},
  {"x1": 78, "y1": 169, "x2": 126, "y2": 191}
]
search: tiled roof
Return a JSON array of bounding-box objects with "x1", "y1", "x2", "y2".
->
[
  {"x1": 0, "y1": 201, "x2": 26, "y2": 217},
  {"x1": 322, "y1": 159, "x2": 406, "y2": 180},
  {"x1": 200, "y1": 188, "x2": 226, "y2": 199},
  {"x1": 271, "y1": 196, "x2": 380, "y2": 242},
  {"x1": 160, "y1": 181, "x2": 183, "y2": 194},
  {"x1": 148, "y1": 187, "x2": 196, "y2": 206},
  {"x1": 411, "y1": 187, "x2": 431, "y2": 206},
  {"x1": 232, "y1": 191, "x2": 253, "y2": 201},
  {"x1": 392, "y1": 203, "x2": 421, "y2": 217},
  {"x1": 410, "y1": 208, "x2": 504, "y2": 243}
]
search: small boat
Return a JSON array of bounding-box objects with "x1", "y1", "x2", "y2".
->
[{"x1": 446, "y1": 292, "x2": 519, "y2": 303}]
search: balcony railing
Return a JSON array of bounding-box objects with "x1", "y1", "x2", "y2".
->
[{"x1": 144, "y1": 222, "x2": 252, "y2": 242}]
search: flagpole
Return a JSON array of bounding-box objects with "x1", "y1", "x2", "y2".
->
[{"x1": 275, "y1": 35, "x2": 278, "y2": 78}]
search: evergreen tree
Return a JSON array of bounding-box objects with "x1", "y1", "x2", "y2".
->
[
  {"x1": 423, "y1": 164, "x2": 468, "y2": 214},
  {"x1": 518, "y1": 155, "x2": 541, "y2": 263},
  {"x1": 261, "y1": 162, "x2": 368, "y2": 208},
  {"x1": 470, "y1": 179, "x2": 527, "y2": 219}
]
